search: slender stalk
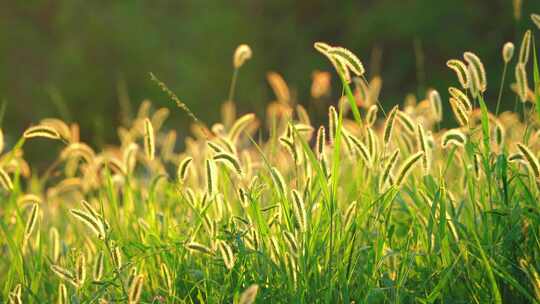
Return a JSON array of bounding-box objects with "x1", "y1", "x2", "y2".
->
[
  {"x1": 228, "y1": 68, "x2": 239, "y2": 102},
  {"x1": 495, "y1": 63, "x2": 508, "y2": 115}
]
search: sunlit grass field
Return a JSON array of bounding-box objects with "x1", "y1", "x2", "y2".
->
[{"x1": 2, "y1": 14, "x2": 540, "y2": 304}]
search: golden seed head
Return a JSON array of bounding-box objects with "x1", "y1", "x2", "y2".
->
[
  {"x1": 239, "y1": 284, "x2": 259, "y2": 304},
  {"x1": 532, "y1": 13, "x2": 540, "y2": 29},
  {"x1": 502, "y1": 42, "x2": 515, "y2": 63},
  {"x1": 233, "y1": 44, "x2": 253, "y2": 68},
  {"x1": 143, "y1": 118, "x2": 155, "y2": 161},
  {"x1": 518, "y1": 30, "x2": 531, "y2": 65},
  {"x1": 23, "y1": 125, "x2": 62, "y2": 140}
]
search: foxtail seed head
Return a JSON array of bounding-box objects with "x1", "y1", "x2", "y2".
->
[
  {"x1": 383, "y1": 106, "x2": 399, "y2": 146},
  {"x1": 267, "y1": 71, "x2": 291, "y2": 104},
  {"x1": 502, "y1": 42, "x2": 515, "y2": 63},
  {"x1": 143, "y1": 118, "x2": 155, "y2": 161},
  {"x1": 517, "y1": 143, "x2": 540, "y2": 179},
  {"x1": 397, "y1": 110, "x2": 415, "y2": 135},
  {"x1": 93, "y1": 251, "x2": 104, "y2": 282},
  {"x1": 239, "y1": 284, "x2": 259, "y2": 304},
  {"x1": 24, "y1": 203, "x2": 39, "y2": 241},
  {"x1": 394, "y1": 151, "x2": 424, "y2": 187},
  {"x1": 449, "y1": 98, "x2": 470, "y2": 127},
  {"x1": 177, "y1": 157, "x2": 193, "y2": 182},
  {"x1": 448, "y1": 87, "x2": 472, "y2": 113},
  {"x1": 0, "y1": 168, "x2": 13, "y2": 192},
  {"x1": 441, "y1": 129, "x2": 467, "y2": 148},
  {"x1": 463, "y1": 51, "x2": 487, "y2": 93},
  {"x1": 233, "y1": 44, "x2": 252, "y2": 68},
  {"x1": 428, "y1": 90, "x2": 443, "y2": 122},
  {"x1": 23, "y1": 125, "x2": 61, "y2": 140},
  {"x1": 128, "y1": 274, "x2": 144, "y2": 304},
  {"x1": 291, "y1": 189, "x2": 307, "y2": 232},
  {"x1": 366, "y1": 104, "x2": 378, "y2": 127},
  {"x1": 532, "y1": 14, "x2": 540, "y2": 29},
  {"x1": 515, "y1": 63, "x2": 529, "y2": 102},
  {"x1": 446, "y1": 59, "x2": 470, "y2": 89},
  {"x1": 205, "y1": 159, "x2": 218, "y2": 197},
  {"x1": 518, "y1": 30, "x2": 531, "y2": 64},
  {"x1": 75, "y1": 254, "x2": 86, "y2": 287},
  {"x1": 328, "y1": 46, "x2": 365, "y2": 77},
  {"x1": 379, "y1": 148, "x2": 400, "y2": 191}
]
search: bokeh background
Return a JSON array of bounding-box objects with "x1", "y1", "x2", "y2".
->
[{"x1": 1, "y1": 0, "x2": 540, "y2": 164}]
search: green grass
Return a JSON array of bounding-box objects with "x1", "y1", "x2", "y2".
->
[{"x1": 1, "y1": 26, "x2": 540, "y2": 304}]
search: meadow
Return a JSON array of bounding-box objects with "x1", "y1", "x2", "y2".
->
[{"x1": 2, "y1": 13, "x2": 540, "y2": 304}]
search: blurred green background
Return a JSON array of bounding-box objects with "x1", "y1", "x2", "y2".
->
[{"x1": 1, "y1": 0, "x2": 540, "y2": 160}]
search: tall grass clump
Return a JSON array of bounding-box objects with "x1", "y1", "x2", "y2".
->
[{"x1": 1, "y1": 15, "x2": 540, "y2": 304}]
